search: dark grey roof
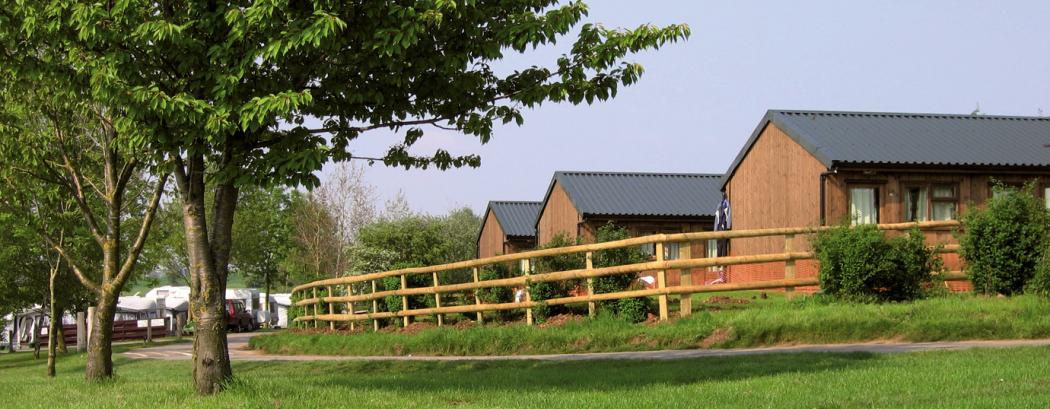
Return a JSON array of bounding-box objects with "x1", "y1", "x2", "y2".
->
[
  {"x1": 487, "y1": 201, "x2": 541, "y2": 237},
  {"x1": 541, "y1": 171, "x2": 723, "y2": 220},
  {"x1": 723, "y1": 109, "x2": 1050, "y2": 187}
]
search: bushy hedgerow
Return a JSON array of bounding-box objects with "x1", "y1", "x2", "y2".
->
[
  {"x1": 1028, "y1": 249, "x2": 1050, "y2": 297},
  {"x1": 813, "y1": 225, "x2": 941, "y2": 302},
  {"x1": 592, "y1": 222, "x2": 652, "y2": 321},
  {"x1": 960, "y1": 182, "x2": 1050, "y2": 295},
  {"x1": 529, "y1": 233, "x2": 584, "y2": 322},
  {"x1": 380, "y1": 263, "x2": 434, "y2": 325},
  {"x1": 477, "y1": 262, "x2": 517, "y2": 321}
]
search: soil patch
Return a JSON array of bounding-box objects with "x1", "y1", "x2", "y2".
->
[
  {"x1": 700, "y1": 328, "x2": 735, "y2": 348},
  {"x1": 538, "y1": 314, "x2": 583, "y2": 329}
]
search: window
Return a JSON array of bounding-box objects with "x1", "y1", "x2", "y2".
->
[
  {"x1": 931, "y1": 184, "x2": 958, "y2": 220},
  {"x1": 664, "y1": 242, "x2": 681, "y2": 260},
  {"x1": 706, "y1": 239, "x2": 719, "y2": 272},
  {"x1": 849, "y1": 187, "x2": 878, "y2": 225},
  {"x1": 903, "y1": 186, "x2": 929, "y2": 222}
]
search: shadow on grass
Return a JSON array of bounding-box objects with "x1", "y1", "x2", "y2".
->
[{"x1": 233, "y1": 351, "x2": 878, "y2": 393}]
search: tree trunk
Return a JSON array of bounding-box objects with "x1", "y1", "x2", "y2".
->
[
  {"x1": 85, "y1": 292, "x2": 116, "y2": 380},
  {"x1": 33, "y1": 315, "x2": 42, "y2": 359},
  {"x1": 176, "y1": 152, "x2": 236, "y2": 395},
  {"x1": 56, "y1": 323, "x2": 67, "y2": 354},
  {"x1": 47, "y1": 271, "x2": 59, "y2": 377}
]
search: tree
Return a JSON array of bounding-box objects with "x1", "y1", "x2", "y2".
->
[
  {"x1": 231, "y1": 185, "x2": 294, "y2": 311},
  {"x1": 0, "y1": 68, "x2": 167, "y2": 380},
  {"x1": 4, "y1": 1, "x2": 688, "y2": 394},
  {"x1": 286, "y1": 163, "x2": 377, "y2": 282}
]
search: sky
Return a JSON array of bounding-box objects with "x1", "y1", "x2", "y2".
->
[{"x1": 323, "y1": 0, "x2": 1050, "y2": 216}]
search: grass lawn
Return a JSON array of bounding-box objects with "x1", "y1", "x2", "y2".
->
[
  {"x1": 2, "y1": 343, "x2": 1050, "y2": 408},
  {"x1": 253, "y1": 293, "x2": 1050, "y2": 356}
]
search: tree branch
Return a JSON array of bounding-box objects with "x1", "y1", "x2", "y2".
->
[
  {"x1": 39, "y1": 228, "x2": 99, "y2": 294},
  {"x1": 115, "y1": 172, "x2": 169, "y2": 285}
]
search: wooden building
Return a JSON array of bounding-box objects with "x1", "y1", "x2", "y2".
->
[
  {"x1": 476, "y1": 201, "x2": 542, "y2": 259},
  {"x1": 535, "y1": 171, "x2": 725, "y2": 285},
  {"x1": 721, "y1": 110, "x2": 1050, "y2": 288}
]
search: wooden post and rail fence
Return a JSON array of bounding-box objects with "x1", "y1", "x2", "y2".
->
[{"x1": 291, "y1": 220, "x2": 966, "y2": 329}]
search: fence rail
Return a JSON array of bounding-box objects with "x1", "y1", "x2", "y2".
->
[{"x1": 292, "y1": 220, "x2": 964, "y2": 329}]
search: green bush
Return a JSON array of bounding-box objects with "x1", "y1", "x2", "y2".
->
[
  {"x1": 960, "y1": 182, "x2": 1050, "y2": 295},
  {"x1": 477, "y1": 262, "x2": 517, "y2": 321},
  {"x1": 813, "y1": 225, "x2": 941, "y2": 302},
  {"x1": 616, "y1": 296, "x2": 652, "y2": 323},
  {"x1": 529, "y1": 233, "x2": 584, "y2": 322},
  {"x1": 592, "y1": 222, "x2": 650, "y2": 320},
  {"x1": 1027, "y1": 247, "x2": 1050, "y2": 297},
  {"x1": 380, "y1": 263, "x2": 433, "y2": 325}
]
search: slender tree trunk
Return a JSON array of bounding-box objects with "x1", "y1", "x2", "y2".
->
[
  {"x1": 85, "y1": 291, "x2": 116, "y2": 380},
  {"x1": 47, "y1": 270, "x2": 59, "y2": 377},
  {"x1": 33, "y1": 314, "x2": 42, "y2": 359}
]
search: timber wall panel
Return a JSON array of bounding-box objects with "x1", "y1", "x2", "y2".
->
[
  {"x1": 537, "y1": 182, "x2": 581, "y2": 244},
  {"x1": 726, "y1": 123, "x2": 826, "y2": 281},
  {"x1": 477, "y1": 211, "x2": 506, "y2": 259}
]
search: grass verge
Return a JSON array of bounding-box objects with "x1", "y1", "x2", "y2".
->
[
  {"x1": 3, "y1": 343, "x2": 1050, "y2": 408},
  {"x1": 251, "y1": 293, "x2": 1050, "y2": 356}
]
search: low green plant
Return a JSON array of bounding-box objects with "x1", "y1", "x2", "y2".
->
[
  {"x1": 477, "y1": 262, "x2": 517, "y2": 321},
  {"x1": 530, "y1": 233, "x2": 585, "y2": 322},
  {"x1": 1028, "y1": 247, "x2": 1050, "y2": 297},
  {"x1": 593, "y1": 222, "x2": 651, "y2": 320},
  {"x1": 813, "y1": 225, "x2": 941, "y2": 302},
  {"x1": 960, "y1": 181, "x2": 1050, "y2": 295},
  {"x1": 380, "y1": 263, "x2": 433, "y2": 325}
]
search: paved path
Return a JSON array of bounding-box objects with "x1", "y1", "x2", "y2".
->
[{"x1": 122, "y1": 333, "x2": 1050, "y2": 362}]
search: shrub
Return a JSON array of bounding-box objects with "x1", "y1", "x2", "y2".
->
[
  {"x1": 592, "y1": 222, "x2": 649, "y2": 320},
  {"x1": 960, "y1": 182, "x2": 1050, "y2": 295},
  {"x1": 477, "y1": 262, "x2": 517, "y2": 321},
  {"x1": 1027, "y1": 247, "x2": 1050, "y2": 297},
  {"x1": 380, "y1": 263, "x2": 433, "y2": 325},
  {"x1": 529, "y1": 233, "x2": 585, "y2": 322},
  {"x1": 813, "y1": 225, "x2": 941, "y2": 302}
]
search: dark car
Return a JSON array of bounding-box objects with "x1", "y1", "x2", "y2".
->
[{"x1": 226, "y1": 300, "x2": 257, "y2": 332}]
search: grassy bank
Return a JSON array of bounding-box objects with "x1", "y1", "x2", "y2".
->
[
  {"x1": 3, "y1": 343, "x2": 1050, "y2": 408},
  {"x1": 252, "y1": 294, "x2": 1050, "y2": 356}
]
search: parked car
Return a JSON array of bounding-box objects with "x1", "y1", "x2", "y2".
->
[{"x1": 226, "y1": 300, "x2": 257, "y2": 332}]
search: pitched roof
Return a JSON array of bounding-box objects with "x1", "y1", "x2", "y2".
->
[
  {"x1": 486, "y1": 201, "x2": 542, "y2": 237},
  {"x1": 540, "y1": 171, "x2": 723, "y2": 220},
  {"x1": 722, "y1": 109, "x2": 1050, "y2": 187}
]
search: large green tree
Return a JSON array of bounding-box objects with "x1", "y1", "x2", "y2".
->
[{"x1": 2, "y1": 1, "x2": 687, "y2": 394}]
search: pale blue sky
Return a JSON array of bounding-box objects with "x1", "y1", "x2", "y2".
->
[{"x1": 329, "y1": 1, "x2": 1050, "y2": 215}]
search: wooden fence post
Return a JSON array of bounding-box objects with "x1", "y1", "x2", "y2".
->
[
  {"x1": 656, "y1": 242, "x2": 668, "y2": 321},
  {"x1": 327, "y1": 286, "x2": 335, "y2": 330},
  {"x1": 472, "y1": 267, "x2": 484, "y2": 324},
  {"x1": 523, "y1": 259, "x2": 533, "y2": 326},
  {"x1": 400, "y1": 274, "x2": 410, "y2": 327},
  {"x1": 432, "y1": 272, "x2": 443, "y2": 327},
  {"x1": 586, "y1": 251, "x2": 595, "y2": 317},
  {"x1": 784, "y1": 234, "x2": 796, "y2": 297},
  {"x1": 312, "y1": 287, "x2": 318, "y2": 329},
  {"x1": 371, "y1": 280, "x2": 379, "y2": 332},
  {"x1": 346, "y1": 285, "x2": 354, "y2": 332},
  {"x1": 679, "y1": 242, "x2": 692, "y2": 317}
]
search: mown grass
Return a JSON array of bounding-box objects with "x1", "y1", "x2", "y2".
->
[
  {"x1": 3, "y1": 342, "x2": 1050, "y2": 408},
  {"x1": 252, "y1": 293, "x2": 1050, "y2": 356}
]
